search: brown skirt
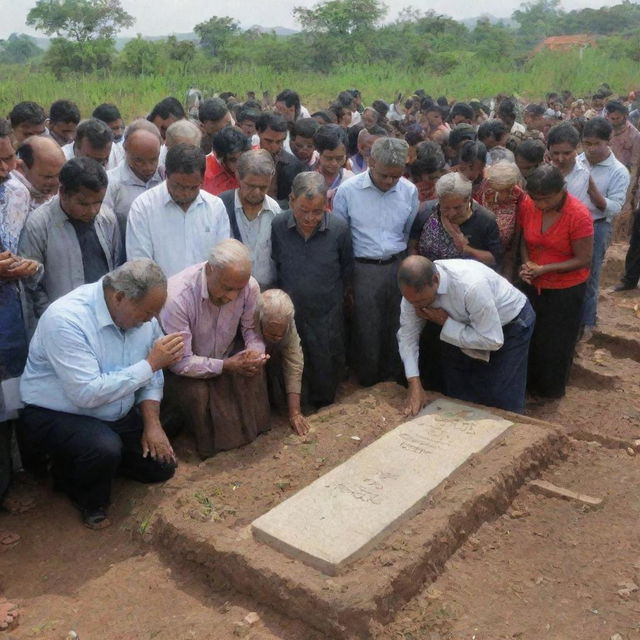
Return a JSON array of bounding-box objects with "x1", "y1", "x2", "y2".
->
[{"x1": 163, "y1": 370, "x2": 271, "y2": 459}]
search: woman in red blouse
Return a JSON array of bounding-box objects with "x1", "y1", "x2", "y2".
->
[{"x1": 519, "y1": 164, "x2": 593, "y2": 398}]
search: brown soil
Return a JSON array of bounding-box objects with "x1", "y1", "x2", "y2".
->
[{"x1": 3, "y1": 242, "x2": 640, "y2": 640}]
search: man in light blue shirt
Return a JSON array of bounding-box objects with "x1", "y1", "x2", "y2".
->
[
  {"x1": 19, "y1": 260, "x2": 184, "y2": 529},
  {"x1": 577, "y1": 117, "x2": 630, "y2": 334},
  {"x1": 333, "y1": 137, "x2": 418, "y2": 386},
  {"x1": 126, "y1": 143, "x2": 230, "y2": 277}
]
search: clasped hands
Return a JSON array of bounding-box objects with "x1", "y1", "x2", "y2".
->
[
  {"x1": 519, "y1": 261, "x2": 545, "y2": 285},
  {"x1": 0, "y1": 250, "x2": 39, "y2": 280},
  {"x1": 224, "y1": 349, "x2": 269, "y2": 377}
]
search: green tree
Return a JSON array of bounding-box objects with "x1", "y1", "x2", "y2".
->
[
  {"x1": 193, "y1": 16, "x2": 240, "y2": 58},
  {"x1": 26, "y1": 0, "x2": 134, "y2": 43},
  {"x1": 473, "y1": 18, "x2": 518, "y2": 62},
  {"x1": 0, "y1": 33, "x2": 42, "y2": 64},
  {"x1": 294, "y1": 0, "x2": 387, "y2": 36},
  {"x1": 117, "y1": 35, "x2": 162, "y2": 75},
  {"x1": 44, "y1": 37, "x2": 114, "y2": 75},
  {"x1": 512, "y1": 0, "x2": 564, "y2": 48},
  {"x1": 165, "y1": 35, "x2": 197, "y2": 74}
]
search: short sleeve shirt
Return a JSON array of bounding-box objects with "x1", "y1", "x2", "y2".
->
[{"x1": 519, "y1": 193, "x2": 593, "y2": 289}]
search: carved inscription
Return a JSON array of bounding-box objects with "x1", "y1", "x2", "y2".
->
[{"x1": 331, "y1": 472, "x2": 399, "y2": 505}]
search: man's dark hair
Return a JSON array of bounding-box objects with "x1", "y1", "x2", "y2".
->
[
  {"x1": 211, "y1": 126, "x2": 250, "y2": 159},
  {"x1": 514, "y1": 139, "x2": 546, "y2": 163},
  {"x1": 327, "y1": 104, "x2": 348, "y2": 123},
  {"x1": 459, "y1": 140, "x2": 487, "y2": 165},
  {"x1": 398, "y1": 256, "x2": 438, "y2": 291},
  {"x1": 199, "y1": 97, "x2": 228, "y2": 124},
  {"x1": 582, "y1": 116, "x2": 613, "y2": 141},
  {"x1": 16, "y1": 141, "x2": 37, "y2": 169},
  {"x1": 236, "y1": 107, "x2": 260, "y2": 124},
  {"x1": 477, "y1": 119, "x2": 507, "y2": 142},
  {"x1": 76, "y1": 118, "x2": 113, "y2": 149},
  {"x1": 450, "y1": 102, "x2": 474, "y2": 121},
  {"x1": 368, "y1": 124, "x2": 388, "y2": 136},
  {"x1": 372, "y1": 99, "x2": 389, "y2": 118},
  {"x1": 336, "y1": 90, "x2": 355, "y2": 108},
  {"x1": 292, "y1": 117, "x2": 320, "y2": 140},
  {"x1": 255, "y1": 112, "x2": 288, "y2": 134},
  {"x1": 148, "y1": 97, "x2": 185, "y2": 122},
  {"x1": 524, "y1": 103, "x2": 546, "y2": 117},
  {"x1": 448, "y1": 124, "x2": 477, "y2": 149},
  {"x1": 313, "y1": 124, "x2": 348, "y2": 153},
  {"x1": 437, "y1": 96, "x2": 449, "y2": 107},
  {"x1": 50, "y1": 100, "x2": 81, "y2": 125},
  {"x1": 92, "y1": 103, "x2": 122, "y2": 124},
  {"x1": 219, "y1": 91, "x2": 236, "y2": 103},
  {"x1": 497, "y1": 98, "x2": 518, "y2": 119},
  {"x1": 411, "y1": 141, "x2": 446, "y2": 179},
  {"x1": 242, "y1": 99, "x2": 262, "y2": 112},
  {"x1": 547, "y1": 123, "x2": 580, "y2": 149},
  {"x1": 605, "y1": 100, "x2": 628, "y2": 117},
  {"x1": 9, "y1": 101, "x2": 46, "y2": 128},
  {"x1": 424, "y1": 104, "x2": 444, "y2": 116},
  {"x1": 525, "y1": 164, "x2": 565, "y2": 196},
  {"x1": 0, "y1": 118, "x2": 13, "y2": 138},
  {"x1": 348, "y1": 88, "x2": 361, "y2": 99},
  {"x1": 165, "y1": 143, "x2": 206, "y2": 176},
  {"x1": 275, "y1": 89, "x2": 301, "y2": 119},
  {"x1": 59, "y1": 157, "x2": 108, "y2": 194},
  {"x1": 311, "y1": 111, "x2": 335, "y2": 125},
  {"x1": 404, "y1": 125, "x2": 425, "y2": 147},
  {"x1": 347, "y1": 123, "x2": 363, "y2": 155}
]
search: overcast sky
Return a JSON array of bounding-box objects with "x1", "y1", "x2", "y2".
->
[{"x1": 1, "y1": 0, "x2": 625, "y2": 39}]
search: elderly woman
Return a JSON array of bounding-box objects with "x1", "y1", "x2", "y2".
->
[
  {"x1": 203, "y1": 126, "x2": 250, "y2": 196},
  {"x1": 409, "y1": 172, "x2": 502, "y2": 268},
  {"x1": 259, "y1": 289, "x2": 310, "y2": 435},
  {"x1": 519, "y1": 164, "x2": 593, "y2": 398},
  {"x1": 475, "y1": 161, "x2": 525, "y2": 280},
  {"x1": 272, "y1": 172, "x2": 353, "y2": 408}
]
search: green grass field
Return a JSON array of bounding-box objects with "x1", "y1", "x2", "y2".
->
[{"x1": 0, "y1": 48, "x2": 636, "y2": 120}]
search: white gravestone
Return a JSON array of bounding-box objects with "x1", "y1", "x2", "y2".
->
[{"x1": 252, "y1": 399, "x2": 514, "y2": 575}]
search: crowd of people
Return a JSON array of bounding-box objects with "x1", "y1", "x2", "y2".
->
[{"x1": 1, "y1": 83, "x2": 639, "y2": 563}]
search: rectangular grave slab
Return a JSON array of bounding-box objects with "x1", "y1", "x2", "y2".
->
[{"x1": 251, "y1": 398, "x2": 513, "y2": 575}]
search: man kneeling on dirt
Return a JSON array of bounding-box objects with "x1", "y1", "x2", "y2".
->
[
  {"x1": 19, "y1": 259, "x2": 183, "y2": 529},
  {"x1": 397, "y1": 256, "x2": 535, "y2": 416}
]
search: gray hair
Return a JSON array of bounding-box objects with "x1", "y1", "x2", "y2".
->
[
  {"x1": 485, "y1": 161, "x2": 522, "y2": 190},
  {"x1": 207, "y1": 238, "x2": 251, "y2": 271},
  {"x1": 259, "y1": 289, "x2": 295, "y2": 323},
  {"x1": 165, "y1": 119, "x2": 202, "y2": 148},
  {"x1": 398, "y1": 255, "x2": 438, "y2": 291},
  {"x1": 124, "y1": 118, "x2": 162, "y2": 144},
  {"x1": 237, "y1": 149, "x2": 275, "y2": 179},
  {"x1": 103, "y1": 259, "x2": 166, "y2": 300},
  {"x1": 291, "y1": 171, "x2": 327, "y2": 200},
  {"x1": 435, "y1": 172, "x2": 472, "y2": 200},
  {"x1": 370, "y1": 137, "x2": 408, "y2": 167},
  {"x1": 486, "y1": 146, "x2": 515, "y2": 166}
]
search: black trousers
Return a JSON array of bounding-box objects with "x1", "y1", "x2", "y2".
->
[
  {"x1": 20, "y1": 405, "x2": 175, "y2": 511},
  {"x1": 351, "y1": 259, "x2": 403, "y2": 386},
  {"x1": 522, "y1": 282, "x2": 586, "y2": 398},
  {"x1": 621, "y1": 207, "x2": 640, "y2": 287}
]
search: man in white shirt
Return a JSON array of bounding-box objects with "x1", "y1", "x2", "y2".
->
[
  {"x1": 104, "y1": 119, "x2": 164, "y2": 245},
  {"x1": 62, "y1": 118, "x2": 123, "y2": 171},
  {"x1": 126, "y1": 143, "x2": 230, "y2": 277},
  {"x1": 397, "y1": 256, "x2": 535, "y2": 416}
]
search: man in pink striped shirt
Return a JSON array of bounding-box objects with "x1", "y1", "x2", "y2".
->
[{"x1": 160, "y1": 239, "x2": 270, "y2": 459}]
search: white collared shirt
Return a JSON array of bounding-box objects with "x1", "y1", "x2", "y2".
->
[
  {"x1": 126, "y1": 181, "x2": 230, "y2": 277},
  {"x1": 577, "y1": 151, "x2": 630, "y2": 221},
  {"x1": 397, "y1": 259, "x2": 527, "y2": 377},
  {"x1": 233, "y1": 190, "x2": 281, "y2": 289}
]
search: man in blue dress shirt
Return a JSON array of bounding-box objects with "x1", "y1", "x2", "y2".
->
[
  {"x1": 333, "y1": 137, "x2": 418, "y2": 386},
  {"x1": 19, "y1": 259, "x2": 184, "y2": 529}
]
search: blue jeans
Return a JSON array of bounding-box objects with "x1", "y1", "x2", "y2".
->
[
  {"x1": 582, "y1": 219, "x2": 612, "y2": 328},
  {"x1": 441, "y1": 301, "x2": 536, "y2": 414}
]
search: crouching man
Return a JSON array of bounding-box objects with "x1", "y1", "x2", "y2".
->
[
  {"x1": 397, "y1": 256, "x2": 535, "y2": 416},
  {"x1": 19, "y1": 259, "x2": 183, "y2": 529}
]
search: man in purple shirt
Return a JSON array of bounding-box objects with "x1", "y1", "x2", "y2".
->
[{"x1": 160, "y1": 239, "x2": 270, "y2": 459}]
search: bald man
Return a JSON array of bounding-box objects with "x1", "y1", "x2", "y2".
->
[
  {"x1": 13, "y1": 136, "x2": 66, "y2": 212},
  {"x1": 104, "y1": 119, "x2": 165, "y2": 245}
]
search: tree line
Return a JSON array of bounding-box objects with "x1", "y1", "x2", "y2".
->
[{"x1": 3, "y1": 0, "x2": 640, "y2": 74}]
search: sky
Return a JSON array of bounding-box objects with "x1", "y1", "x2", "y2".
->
[{"x1": 1, "y1": 0, "x2": 627, "y2": 39}]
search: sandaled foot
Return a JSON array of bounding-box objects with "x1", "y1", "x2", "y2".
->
[
  {"x1": 0, "y1": 529, "x2": 20, "y2": 551},
  {"x1": 0, "y1": 598, "x2": 19, "y2": 631},
  {"x1": 81, "y1": 508, "x2": 111, "y2": 530},
  {"x1": 1, "y1": 493, "x2": 36, "y2": 515}
]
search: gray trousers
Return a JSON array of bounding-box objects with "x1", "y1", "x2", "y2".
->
[{"x1": 351, "y1": 259, "x2": 403, "y2": 386}]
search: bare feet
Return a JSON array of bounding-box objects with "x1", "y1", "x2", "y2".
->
[
  {"x1": 0, "y1": 529, "x2": 19, "y2": 551},
  {"x1": 0, "y1": 598, "x2": 19, "y2": 631}
]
